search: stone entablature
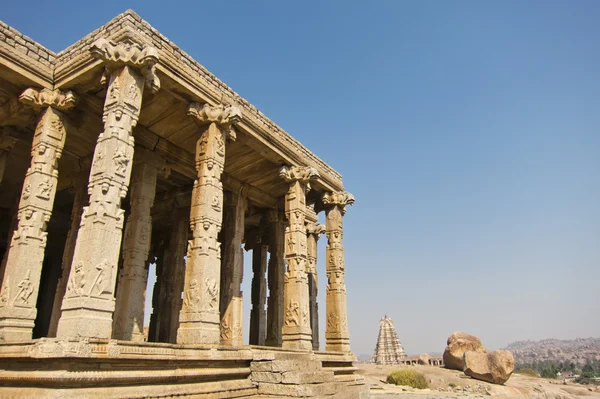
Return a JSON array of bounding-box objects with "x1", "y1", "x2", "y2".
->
[
  {"x1": 0, "y1": 10, "x2": 342, "y2": 194},
  {"x1": 0, "y1": 11, "x2": 362, "y2": 398}
]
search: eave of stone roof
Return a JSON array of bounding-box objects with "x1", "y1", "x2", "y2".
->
[
  {"x1": 0, "y1": 20, "x2": 55, "y2": 87},
  {"x1": 2, "y1": 9, "x2": 343, "y2": 192}
]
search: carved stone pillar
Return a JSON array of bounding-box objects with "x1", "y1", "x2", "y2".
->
[
  {"x1": 0, "y1": 128, "x2": 19, "y2": 185},
  {"x1": 249, "y1": 222, "x2": 268, "y2": 346},
  {"x1": 112, "y1": 150, "x2": 167, "y2": 341},
  {"x1": 306, "y1": 210, "x2": 325, "y2": 351},
  {"x1": 47, "y1": 168, "x2": 89, "y2": 337},
  {"x1": 56, "y1": 38, "x2": 160, "y2": 340},
  {"x1": 323, "y1": 191, "x2": 354, "y2": 353},
  {"x1": 177, "y1": 102, "x2": 241, "y2": 345},
  {"x1": 219, "y1": 190, "x2": 246, "y2": 346},
  {"x1": 279, "y1": 165, "x2": 319, "y2": 351},
  {"x1": 0, "y1": 88, "x2": 76, "y2": 341},
  {"x1": 265, "y1": 208, "x2": 285, "y2": 347}
]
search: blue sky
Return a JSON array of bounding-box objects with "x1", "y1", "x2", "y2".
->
[{"x1": 3, "y1": 1, "x2": 599, "y2": 356}]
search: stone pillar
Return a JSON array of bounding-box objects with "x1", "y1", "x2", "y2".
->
[
  {"x1": 0, "y1": 128, "x2": 19, "y2": 185},
  {"x1": 112, "y1": 150, "x2": 167, "y2": 341},
  {"x1": 219, "y1": 190, "x2": 246, "y2": 346},
  {"x1": 47, "y1": 169, "x2": 89, "y2": 337},
  {"x1": 163, "y1": 208, "x2": 189, "y2": 343},
  {"x1": 177, "y1": 102, "x2": 241, "y2": 345},
  {"x1": 56, "y1": 38, "x2": 160, "y2": 340},
  {"x1": 265, "y1": 208, "x2": 285, "y2": 347},
  {"x1": 249, "y1": 224, "x2": 268, "y2": 346},
  {"x1": 305, "y1": 212, "x2": 325, "y2": 351},
  {"x1": 0, "y1": 88, "x2": 76, "y2": 341},
  {"x1": 322, "y1": 191, "x2": 355, "y2": 353},
  {"x1": 279, "y1": 165, "x2": 319, "y2": 351}
]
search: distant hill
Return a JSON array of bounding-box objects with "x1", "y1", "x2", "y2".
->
[{"x1": 503, "y1": 338, "x2": 600, "y2": 365}]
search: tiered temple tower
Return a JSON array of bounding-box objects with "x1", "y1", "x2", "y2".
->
[{"x1": 373, "y1": 315, "x2": 406, "y2": 364}]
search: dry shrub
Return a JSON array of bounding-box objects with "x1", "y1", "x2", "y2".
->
[{"x1": 386, "y1": 369, "x2": 429, "y2": 389}]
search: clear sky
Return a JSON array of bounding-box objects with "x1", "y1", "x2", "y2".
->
[{"x1": 3, "y1": 1, "x2": 599, "y2": 357}]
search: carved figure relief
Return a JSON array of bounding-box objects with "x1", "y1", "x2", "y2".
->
[
  {"x1": 198, "y1": 138, "x2": 208, "y2": 155},
  {"x1": 220, "y1": 318, "x2": 232, "y2": 340},
  {"x1": 234, "y1": 321, "x2": 242, "y2": 341},
  {"x1": 285, "y1": 302, "x2": 300, "y2": 326},
  {"x1": 13, "y1": 270, "x2": 34, "y2": 307},
  {"x1": 93, "y1": 148, "x2": 104, "y2": 169},
  {"x1": 37, "y1": 178, "x2": 53, "y2": 199},
  {"x1": 22, "y1": 184, "x2": 31, "y2": 200},
  {"x1": 287, "y1": 236, "x2": 296, "y2": 253},
  {"x1": 205, "y1": 278, "x2": 218, "y2": 309},
  {"x1": 301, "y1": 305, "x2": 309, "y2": 326},
  {"x1": 50, "y1": 119, "x2": 64, "y2": 138},
  {"x1": 112, "y1": 149, "x2": 129, "y2": 175},
  {"x1": 215, "y1": 132, "x2": 225, "y2": 156},
  {"x1": 66, "y1": 262, "x2": 85, "y2": 298},
  {"x1": 183, "y1": 279, "x2": 200, "y2": 310},
  {"x1": 109, "y1": 79, "x2": 120, "y2": 100},
  {"x1": 89, "y1": 259, "x2": 111, "y2": 298},
  {"x1": 327, "y1": 313, "x2": 340, "y2": 330},
  {"x1": 127, "y1": 83, "x2": 138, "y2": 102}
]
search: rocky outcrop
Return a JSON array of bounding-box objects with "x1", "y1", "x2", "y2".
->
[
  {"x1": 418, "y1": 354, "x2": 432, "y2": 365},
  {"x1": 504, "y1": 337, "x2": 600, "y2": 366},
  {"x1": 463, "y1": 350, "x2": 515, "y2": 385},
  {"x1": 443, "y1": 332, "x2": 486, "y2": 370}
]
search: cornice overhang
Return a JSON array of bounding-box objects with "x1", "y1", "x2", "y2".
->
[{"x1": 0, "y1": 10, "x2": 344, "y2": 193}]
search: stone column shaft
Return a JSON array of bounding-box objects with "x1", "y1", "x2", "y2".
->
[
  {"x1": 57, "y1": 38, "x2": 160, "y2": 340},
  {"x1": 279, "y1": 166, "x2": 319, "y2": 351},
  {"x1": 306, "y1": 220, "x2": 325, "y2": 351},
  {"x1": 112, "y1": 159, "x2": 160, "y2": 341},
  {"x1": 220, "y1": 190, "x2": 246, "y2": 346},
  {"x1": 249, "y1": 238, "x2": 268, "y2": 346},
  {"x1": 47, "y1": 170, "x2": 89, "y2": 337},
  {"x1": 177, "y1": 102, "x2": 241, "y2": 344},
  {"x1": 265, "y1": 209, "x2": 285, "y2": 347},
  {"x1": 323, "y1": 191, "x2": 354, "y2": 353},
  {"x1": 0, "y1": 129, "x2": 18, "y2": 185},
  {"x1": 159, "y1": 208, "x2": 189, "y2": 343},
  {"x1": 0, "y1": 88, "x2": 76, "y2": 341}
]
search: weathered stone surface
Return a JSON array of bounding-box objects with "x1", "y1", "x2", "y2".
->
[
  {"x1": 443, "y1": 332, "x2": 487, "y2": 370},
  {"x1": 418, "y1": 353, "x2": 432, "y2": 365},
  {"x1": 0, "y1": 9, "x2": 365, "y2": 399},
  {"x1": 463, "y1": 349, "x2": 515, "y2": 385}
]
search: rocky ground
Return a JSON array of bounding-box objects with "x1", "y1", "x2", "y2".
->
[{"x1": 356, "y1": 363, "x2": 600, "y2": 399}]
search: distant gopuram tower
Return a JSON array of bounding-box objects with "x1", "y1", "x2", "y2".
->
[{"x1": 373, "y1": 315, "x2": 406, "y2": 364}]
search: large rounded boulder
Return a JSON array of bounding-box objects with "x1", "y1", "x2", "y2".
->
[
  {"x1": 463, "y1": 350, "x2": 515, "y2": 385},
  {"x1": 442, "y1": 332, "x2": 486, "y2": 370}
]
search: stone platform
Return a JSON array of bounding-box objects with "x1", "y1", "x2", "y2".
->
[{"x1": 0, "y1": 339, "x2": 369, "y2": 398}]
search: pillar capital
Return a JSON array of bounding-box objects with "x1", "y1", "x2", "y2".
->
[
  {"x1": 322, "y1": 191, "x2": 355, "y2": 214},
  {"x1": 187, "y1": 102, "x2": 241, "y2": 140},
  {"x1": 306, "y1": 223, "x2": 326, "y2": 238},
  {"x1": 19, "y1": 88, "x2": 77, "y2": 112},
  {"x1": 279, "y1": 165, "x2": 319, "y2": 186},
  {"x1": 90, "y1": 37, "x2": 160, "y2": 93}
]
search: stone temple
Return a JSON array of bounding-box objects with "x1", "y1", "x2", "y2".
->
[
  {"x1": 372, "y1": 315, "x2": 406, "y2": 365},
  {"x1": 0, "y1": 10, "x2": 368, "y2": 398}
]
